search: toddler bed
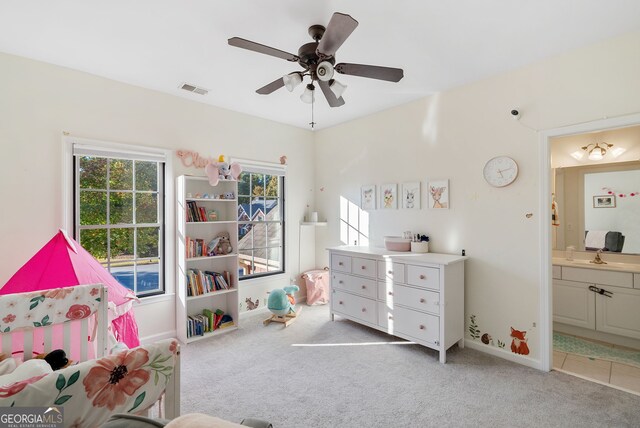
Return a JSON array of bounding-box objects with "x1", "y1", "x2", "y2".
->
[{"x1": 0, "y1": 284, "x2": 180, "y2": 427}]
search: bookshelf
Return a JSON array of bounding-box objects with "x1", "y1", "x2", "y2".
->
[{"x1": 176, "y1": 175, "x2": 239, "y2": 343}]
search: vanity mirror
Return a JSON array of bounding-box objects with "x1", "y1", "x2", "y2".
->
[{"x1": 551, "y1": 124, "x2": 640, "y2": 255}]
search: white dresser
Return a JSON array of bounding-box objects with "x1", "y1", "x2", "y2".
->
[{"x1": 328, "y1": 246, "x2": 466, "y2": 363}]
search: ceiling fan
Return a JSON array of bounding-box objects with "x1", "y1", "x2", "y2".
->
[{"x1": 228, "y1": 12, "x2": 404, "y2": 108}]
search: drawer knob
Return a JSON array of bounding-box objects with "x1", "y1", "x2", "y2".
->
[
  {"x1": 388, "y1": 291, "x2": 393, "y2": 296},
  {"x1": 361, "y1": 308, "x2": 366, "y2": 312},
  {"x1": 388, "y1": 315, "x2": 393, "y2": 320},
  {"x1": 338, "y1": 262, "x2": 343, "y2": 266},
  {"x1": 339, "y1": 301, "x2": 343, "y2": 305},
  {"x1": 420, "y1": 298, "x2": 426, "y2": 303},
  {"x1": 361, "y1": 266, "x2": 366, "y2": 270},
  {"x1": 419, "y1": 274, "x2": 426, "y2": 280},
  {"x1": 419, "y1": 325, "x2": 426, "y2": 330},
  {"x1": 388, "y1": 270, "x2": 393, "y2": 274},
  {"x1": 361, "y1": 285, "x2": 366, "y2": 289},
  {"x1": 338, "y1": 280, "x2": 343, "y2": 284}
]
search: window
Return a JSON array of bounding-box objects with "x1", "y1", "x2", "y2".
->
[
  {"x1": 237, "y1": 167, "x2": 285, "y2": 279},
  {"x1": 72, "y1": 144, "x2": 166, "y2": 297}
]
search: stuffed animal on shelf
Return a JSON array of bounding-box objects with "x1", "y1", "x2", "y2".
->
[
  {"x1": 264, "y1": 285, "x2": 301, "y2": 327},
  {"x1": 205, "y1": 155, "x2": 242, "y2": 186},
  {"x1": 207, "y1": 231, "x2": 232, "y2": 256}
]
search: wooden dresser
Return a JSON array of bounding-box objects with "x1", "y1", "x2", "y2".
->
[{"x1": 328, "y1": 246, "x2": 466, "y2": 363}]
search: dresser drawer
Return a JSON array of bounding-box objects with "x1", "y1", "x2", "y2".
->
[
  {"x1": 331, "y1": 272, "x2": 350, "y2": 291},
  {"x1": 332, "y1": 290, "x2": 377, "y2": 325},
  {"x1": 378, "y1": 281, "x2": 395, "y2": 301},
  {"x1": 395, "y1": 285, "x2": 440, "y2": 315},
  {"x1": 377, "y1": 260, "x2": 405, "y2": 283},
  {"x1": 378, "y1": 303, "x2": 440, "y2": 345},
  {"x1": 333, "y1": 272, "x2": 376, "y2": 298},
  {"x1": 331, "y1": 254, "x2": 351, "y2": 273},
  {"x1": 352, "y1": 257, "x2": 377, "y2": 279},
  {"x1": 406, "y1": 265, "x2": 440, "y2": 290}
]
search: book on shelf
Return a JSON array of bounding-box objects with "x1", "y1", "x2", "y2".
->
[
  {"x1": 186, "y1": 268, "x2": 232, "y2": 297},
  {"x1": 186, "y1": 201, "x2": 208, "y2": 222},
  {"x1": 186, "y1": 308, "x2": 234, "y2": 337}
]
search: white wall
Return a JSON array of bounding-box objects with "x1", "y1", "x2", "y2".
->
[
  {"x1": 584, "y1": 170, "x2": 640, "y2": 253},
  {"x1": 314, "y1": 31, "x2": 640, "y2": 363},
  {"x1": 0, "y1": 52, "x2": 315, "y2": 342}
]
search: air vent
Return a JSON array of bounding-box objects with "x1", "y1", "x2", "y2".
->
[{"x1": 180, "y1": 83, "x2": 209, "y2": 96}]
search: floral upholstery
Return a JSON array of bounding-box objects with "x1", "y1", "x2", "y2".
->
[
  {"x1": 0, "y1": 284, "x2": 102, "y2": 333},
  {"x1": 0, "y1": 338, "x2": 179, "y2": 428}
]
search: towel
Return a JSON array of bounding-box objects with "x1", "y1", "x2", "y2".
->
[
  {"x1": 551, "y1": 197, "x2": 560, "y2": 226},
  {"x1": 585, "y1": 230, "x2": 607, "y2": 249}
]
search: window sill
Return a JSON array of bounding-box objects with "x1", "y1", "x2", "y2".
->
[{"x1": 134, "y1": 292, "x2": 175, "y2": 306}]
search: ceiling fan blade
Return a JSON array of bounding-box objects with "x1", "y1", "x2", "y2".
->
[
  {"x1": 318, "y1": 80, "x2": 345, "y2": 107},
  {"x1": 316, "y1": 12, "x2": 358, "y2": 59},
  {"x1": 228, "y1": 37, "x2": 299, "y2": 62},
  {"x1": 256, "y1": 77, "x2": 285, "y2": 95},
  {"x1": 335, "y1": 63, "x2": 404, "y2": 82}
]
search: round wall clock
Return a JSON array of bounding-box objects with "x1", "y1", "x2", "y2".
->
[{"x1": 483, "y1": 156, "x2": 519, "y2": 187}]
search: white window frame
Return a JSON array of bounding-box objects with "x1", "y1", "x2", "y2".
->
[
  {"x1": 62, "y1": 135, "x2": 175, "y2": 299},
  {"x1": 232, "y1": 158, "x2": 287, "y2": 282}
]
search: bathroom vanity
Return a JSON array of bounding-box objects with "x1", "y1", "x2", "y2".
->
[
  {"x1": 328, "y1": 246, "x2": 466, "y2": 363},
  {"x1": 553, "y1": 258, "x2": 640, "y2": 345}
]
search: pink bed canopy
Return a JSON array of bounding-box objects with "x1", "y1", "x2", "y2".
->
[{"x1": 1, "y1": 230, "x2": 140, "y2": 348}]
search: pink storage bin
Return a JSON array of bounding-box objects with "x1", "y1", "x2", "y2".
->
[{"x1": 302, "y1": 269, "x2": 329, "y2": 305}]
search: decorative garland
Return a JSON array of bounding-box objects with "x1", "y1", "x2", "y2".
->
[{"x1": 602, "y1": 187, "x2": 639, "y2": 198}]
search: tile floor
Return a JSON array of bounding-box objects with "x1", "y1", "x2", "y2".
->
[{"x1": 553, "y1": 344, "x2": 640, "y2": 395}]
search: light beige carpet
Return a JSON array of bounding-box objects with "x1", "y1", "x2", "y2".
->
[{"x1": 180, "y1": 305, "x2": 640, "y2": 427}]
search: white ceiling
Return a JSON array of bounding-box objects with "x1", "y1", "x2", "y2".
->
[{"x1": 2, "y1": 1, "x2": 640, "y2": 130}]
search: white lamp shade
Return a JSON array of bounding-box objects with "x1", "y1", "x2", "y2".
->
[
  {"x1": 316, "y1": 61, "x2": 334, "y2": 82},
  {"x1": 588, "y1": 148, "x2": 604, "y2": 161},
  {"x1": 283, "y1": 73, "x2": 302, "y2": 92},
  {"x1": 300, "y1": 84, "x2": 315, "y2": 104},
  {"x1": 329, "y1": 79, "x2": 347, "y2": 98}
]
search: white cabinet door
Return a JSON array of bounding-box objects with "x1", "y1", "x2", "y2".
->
[
  {"x1": 596, "y1": 286, "x2": 640, "y2": 340},
  {"x1": 553, "y1": 279, "x2": 595, "y2": 329}
]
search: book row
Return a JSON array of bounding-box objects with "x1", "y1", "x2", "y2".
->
[
  {"x1": 186, "y1": 200, "x2": 217, "y2": 222},
  {"x1": 187, "y1": 268, "x2": 232, "y2": 297},
  {"x1": 187, "y1": 308, "x2": 234, "y2": 337}
]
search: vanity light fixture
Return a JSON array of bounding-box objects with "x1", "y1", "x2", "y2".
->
[{"x1": 581, "y1": 142, "x2": 613, "y2": 161}]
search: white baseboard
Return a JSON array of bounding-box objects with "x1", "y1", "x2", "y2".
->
[
  {"x1": 465, "y1": 339, "x2": 541, "y2": 370},
  {"x1": 140, "y1": 330, "x2": 177, "y2": 345}
]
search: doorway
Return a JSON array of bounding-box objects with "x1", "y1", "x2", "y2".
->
[{"x1": 541, "y1": 114, "x2": 640, "y2": 394}]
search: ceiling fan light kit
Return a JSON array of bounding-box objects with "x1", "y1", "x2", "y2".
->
[
  {"x1": 300, "y1": 84, "x2": 315, "y2": 104},
  {"x1": 283, "y1": 72, "x2": 303, "y2": 92},
  {"x1": 329, "y1": 79, "x2": 347, "y2": 98},
  {"x1": 228, "y1": 12, "x2": 404, "y2": 127}
]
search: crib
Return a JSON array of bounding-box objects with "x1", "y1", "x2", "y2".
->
[{"x1": 0, "y1": 284, "x2": 180, "y2": 427}]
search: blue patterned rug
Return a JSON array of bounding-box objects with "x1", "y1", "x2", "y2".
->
[{"x1": 554, "y1": 332, "x2": 640, "y2": 368}]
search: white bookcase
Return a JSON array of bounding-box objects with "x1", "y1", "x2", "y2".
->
[{"x1": 176, "y1": 175, "x2": 239, "y2": 343}]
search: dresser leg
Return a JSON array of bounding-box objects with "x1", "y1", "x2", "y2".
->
[
  {"x1": 439, "y1": 350, "x2": 446, "y2": 364},
  {"x1": 457, "y1": 338, "x2": 465, "y2": 349},
  {"x1": 330, "y1": 312, "x2": 335, "y2": 321}
]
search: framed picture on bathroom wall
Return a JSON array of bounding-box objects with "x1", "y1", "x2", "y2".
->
[
  {"x1": 593, "y1": 195, "x2": 616, "y2": 208},
  {"x1": 361, "y1": 185, "x2": 376, "y2": 210},
  {"x1": 380, "y1": 183, "x2": 397, "y2": 209},
  {"x1": 427, "y1": 179, "x2": 449, "y2": 209},
  {"x1": 402, "y1": 182, "x2": 420, "y2": 209}
]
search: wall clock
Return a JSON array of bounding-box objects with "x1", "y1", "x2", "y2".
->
[{"x1": 483, "y1": 156, "x2": 518, "y2": 187}]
